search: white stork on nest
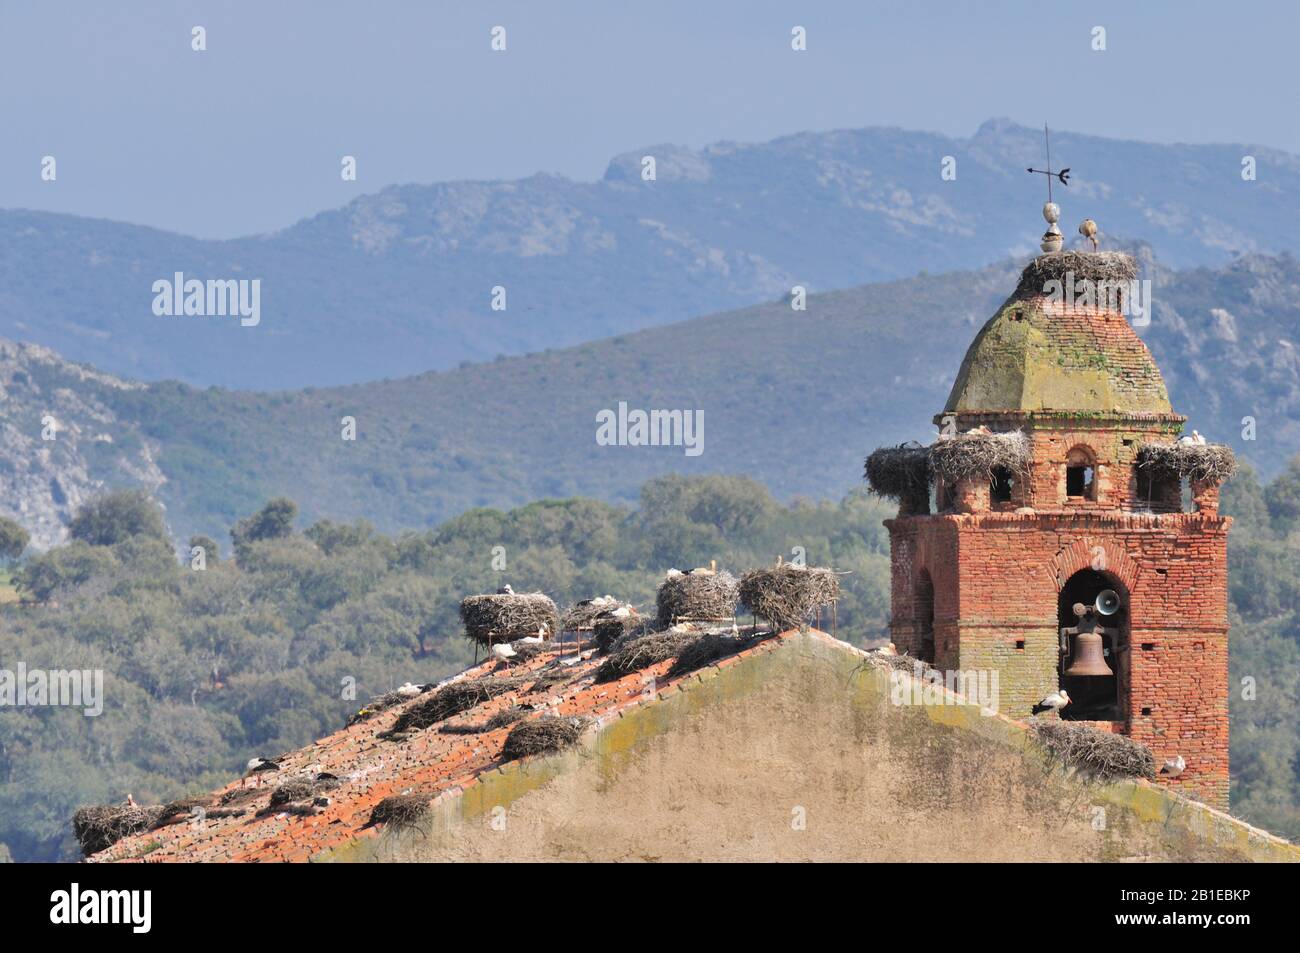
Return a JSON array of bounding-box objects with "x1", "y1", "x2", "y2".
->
[
  {"x1": 497, "y1": 584, "x2": 515, "y2": 595},
  {"x1": 1178, "y1": 430, "x2": 1207, "y2": 446}
]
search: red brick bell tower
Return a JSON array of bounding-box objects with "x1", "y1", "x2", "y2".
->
[{"x1": 867, "y1": 251, "x2": 1235, "y2": 807}]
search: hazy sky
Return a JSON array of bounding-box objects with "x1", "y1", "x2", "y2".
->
[{"x1": 1, "y1": 1, "x2": 1292, "y2": 238}]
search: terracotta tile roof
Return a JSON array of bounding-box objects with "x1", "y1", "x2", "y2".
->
[{"x1": 90, "y1": 630, "x2": 794, "y2": 863}]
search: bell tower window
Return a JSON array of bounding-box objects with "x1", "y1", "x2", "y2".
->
[{"x1": 1065, "y1": 446, "x2": 1096, "y2": 501}]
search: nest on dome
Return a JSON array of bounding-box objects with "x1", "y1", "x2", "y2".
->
[
  {"x1": 1014, "y1": 250, "x2": 1138, "y2": 300},
  {"x1": 1136, "y1": 442, "x2": 1238, "y2": 484}
]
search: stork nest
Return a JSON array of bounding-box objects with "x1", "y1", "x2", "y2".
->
[
  {"x1": 864, "y1": 442, "x2": 931, "y2": 502},
  {"x1": 73, "y1": 804, "x2": 165, "y2": 856},
  {"x1": 929, "y1": 429, "x2": 1031, "y2": 484},
  {"x1": 439, "y1": 704, "x2": 531, "y2": 735},
  {"x1": 1136, "y1": 443, "x2": 1237, "y2": 484},
  {"x1": 368, "y1": 794, "x2": 431, "y2": 827},
  {"x1": 595, "y1": 629, "x2": 699, "y2": 682},
  {"x1": 268, "y1": 774, "x2": 341, "y2": 807},
  {"x1": 384, "y1": 675, "x2": 525, "y2": 735},
  {"x1": 153, "y1": 796, "x2": 210, "y2": 827},
  {"x1": 739, "y1": 566, "x2": 840, "y2": 630},
  {"x1": 562, "y1": 596, "x2": 632, "y2": 632},
  {"x1": 593, "y1": 610, "x2": 647, "y2": 653},
  {"x1": 500, "y1": 716, "x2": 590, "y2": 762},
  {"x1": 656, "y1": 569, "x2": 739, "y2": 626},
  {"x1": 460, "y1": 592, "x2": 560, "y2": 645},
  {"x1": 1029, "y1": 721, "x2": 1157, "y2": 783},
  {"x1": 666, "y1": 632, "x2": 750, "y2": 678},
  {"x1": 1014, "y1": 251, "x2": 1138, "y2": 300}
]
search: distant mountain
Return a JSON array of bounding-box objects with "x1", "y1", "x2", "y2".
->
[
  {"x1": 2, "y1": 251, "x2": 1296, "y2": 548},
  {"x1": 3, "y1": 120, "x2": 1299, "y2": 389}
]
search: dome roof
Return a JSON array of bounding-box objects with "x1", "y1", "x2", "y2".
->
[{"x1": 943, "y1": 253, "x2": 1172, "y2": 416}]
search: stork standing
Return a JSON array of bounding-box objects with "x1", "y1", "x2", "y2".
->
[
  {"x1": 244, "y1": 756, "x2": 281, "y2": 787},
  {"x1": 1032, "y1": 690, "x2": 1071, "y2": 715},
  {"x1": 1159, "y1": 755, "x2": 1186, "y2": 777},
  {"x1": 1078, "y1": 218, "x2": 1098, "y2": 251}
]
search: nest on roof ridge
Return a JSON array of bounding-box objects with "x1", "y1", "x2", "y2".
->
[
  {"x1": 72, "y1": 804, "x2": 165, "y2": 856},
  {"x1": 739, "y1": 565, "x2": 839, "y2": 630},
  {"x1": 439, "y1": 704, "x2": 530, "y2": 735},
  {"x1": 368, "y1": 794, "x2": 431, "y2": 828},
  {"x1": 384, "y1": 675, "x2": 525, "y2": 736},
  {"x1": 929, "y1": 429, "x2": 1031, "y2": 484},
  {"x1": 864, "y1": 442, "x2": 931, "y2": 502},
  {"x1": 1029, "y1": 721, "x2": 1156, "y2": 783},
  {"x1": 1136, "y1": 442, "x2": 1237, "y2": 484},
  {"x1": 562, "y1": 595, "x2": 633, "y2": 632},
  {"x1": 460, "y1": 592, "x2": 560, "y2": 646},
  {"x1": 593, "y1": 608, "x2": 647, "y2": 653},
  {"x1": 1014, "y1": 250, "x2": 1138, "y2": 300},
  {"x1": 595, "y1": 629, "x2": 697, "y2": 682},
  {"x1": 268, "y1": 774, "x2": 341, "y2": 808},
  {"x1": 655, "y1": 568, "x2": 739, "y2": 626},
  {"x1": 500, "y1": 715, "x2": 590, "y2": 762}
]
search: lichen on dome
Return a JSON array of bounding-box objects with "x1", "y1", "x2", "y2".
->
[{"x1": 943, "y1": 252, "x2": 1171, "y2": 416}]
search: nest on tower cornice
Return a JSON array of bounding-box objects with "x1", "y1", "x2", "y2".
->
[
  {"x1": 929, "y1": 429, "x2": 1031, "y2": 484},
  {"x1": 1014, "y1": 250, "x2": 1138, "y2": 300},
  {"x1": 1136, "y1": 442, "x2": 1238, "y2": 484},
  {"x1": 863, "y1": 442, "x2": 932, "y2": 503}
]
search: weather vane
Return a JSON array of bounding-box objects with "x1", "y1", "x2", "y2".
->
[
  {"x1": 1028, "y1": 125, "x2": 1070, "y2": 253},
  {"x1": 1026, "y1": 124, "x2": 1070, "y2": 203}
]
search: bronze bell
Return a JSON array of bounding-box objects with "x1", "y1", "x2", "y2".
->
[{"x1": 1065, "y1": 631, "x2": 1114, "y2": 677}]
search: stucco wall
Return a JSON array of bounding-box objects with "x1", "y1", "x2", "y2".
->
[{"x1": 331, "y1": 633, "x2": 1294, "y2": 863}]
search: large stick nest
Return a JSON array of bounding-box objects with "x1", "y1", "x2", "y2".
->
[
  {"x1": 268, "y1": 774, "x2": 341, "y2": 807},
  {"x1": 1014, "y1": 251, "x2": 1138, "y2": 300},
  {"x1": 593, "y1": 609, "x2": 647, "y2": 653},
  {"x1": 864, "y1": 442, "x2": 931, "y2": 502},
  {"x1": 385, "y1": 675, "x2": 525, "y2": 735},
  {"x1": 1029, "y1": 721, "x2": 1156, "y2": 783},
  {"x1": 739, "y1": 566, "x2": 839, "y2": 630},
  {"x1": 561, "y1": 596, "x2": 632, "y2": 632},
  {"x1": 1136, "y1": 443, "x2": 1237, "y2": 484},
  {"x1": 655, "y1": 569, "x2": 739, "y2": 626},
  {"x1": 460, "y1": 592, "x2": 560, "y2": 645},
  {"x1": 500, "y1": 716, "x2": 590, "y2": 762},
  {"x1": 929, "y1": 429, "x2": 1031, "y2": 484},
  {"x1": 73, "y1": 804, "x2": 165, "y2": 856},
  {"x1": 595, "y1": 629, "x2": 698, "y2": 682},
  {"x1": 368, "y1": 794, "x2": 431, "y2": 827}
]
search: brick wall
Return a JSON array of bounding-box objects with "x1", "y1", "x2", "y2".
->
[{"x1": 888, "y1": 504, "x2": 1231, "y2": 808}]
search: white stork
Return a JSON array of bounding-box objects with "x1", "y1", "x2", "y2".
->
[{"x1": 1032, "y1": 690, "x2": 1071, "y2": 715}]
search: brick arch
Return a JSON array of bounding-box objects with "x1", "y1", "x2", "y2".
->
[{"x1": 1050, "y1": 538, "x2": 1140, "y2": 593}]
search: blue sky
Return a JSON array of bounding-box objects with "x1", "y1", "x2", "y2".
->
[{"x1": 1, "y1": 0, "x2": 1292, "y2": 238}]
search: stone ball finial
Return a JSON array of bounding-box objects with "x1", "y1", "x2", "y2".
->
[{"x1": 1043, "y1": 202, "x2": 1060, "y2": 224}]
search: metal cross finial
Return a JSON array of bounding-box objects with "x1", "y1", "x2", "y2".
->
[{"x1": 1026, "y1": 125, "x2": 1070, "y2": 204}]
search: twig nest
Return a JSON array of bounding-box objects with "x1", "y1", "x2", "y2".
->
[
  {"x1": 385, "y1": 675, "x2": 525, "y2": 735},
  {"x1": 368, "y1": 794, "x2": 431, "y2": 827},
  {"x1": 592, "y1": 606, "x2": 644, "y2": 653},
  {"x1": 1029, "y1": 721, "x2": 1156, "y2": 782},
  {"x1": 73, "y1": 804, "x2": 165, "y2": 856},
  {"x1": 1015, "y1": 251, "x2": 1138, "y2": 300},
  {"x1": 1136, "y1": 443, "x2": 1237, "y2": 485},
  {"x1": 928, "y1": 429, "x2": 1030, "y2": 484},
  {"x1": 655, "y1": 568, "x2": 739, "y2": 626},
  {"x1": 500, "y1": 715, "x2": 590, "y2": 762},
  {"x1": 562, "y1": 595, "x2": 632, "y2": 633},
  {"x1": 864, "y1": 442, "x2": 931, "y2": 504},
  {"x1": 739, "y1": 565, "x2": 840, "y2": 630},
  {"x1": 460, "y1": 591, "x2": 560, "y2": 645}
]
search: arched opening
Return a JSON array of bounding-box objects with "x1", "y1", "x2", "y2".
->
[
  {"x1": 1065, "y1": 446, "x2": 1096, "y2": 501},
  {"x1": 1057, "y1": 568, "x2": 1127, "y2": 721},
  {"x1": 915, "y1": 570, "x2": 935, "y2": 665}
]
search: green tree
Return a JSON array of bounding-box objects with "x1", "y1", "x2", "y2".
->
[
  {"x1": 231, "y1": 498, "x2": 298, "y2": 557},
  {"x1": 0, "y1": 517, "x2": 29, "y2": 563},
  {"x1": 69, "y1": 490, "x2": 167, "y2": 547}
]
